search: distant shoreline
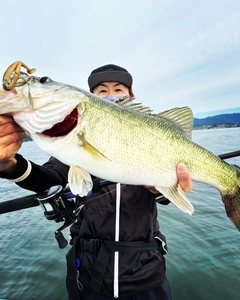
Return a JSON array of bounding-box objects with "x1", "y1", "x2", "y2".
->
[{"x1": 194, "y1": 123, "x2": 240, "y2": 130}]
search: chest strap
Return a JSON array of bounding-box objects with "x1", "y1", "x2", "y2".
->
[
  {"x1": 66, "y1": 238, "x2": 165, "y2": 297},
  {"x1": 86, "y1": 239, "x2": 163, "y2": 293}
]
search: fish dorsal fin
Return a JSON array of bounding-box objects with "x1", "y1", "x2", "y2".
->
[
  {"x1": 155, "y1": 107, "x2": 193, "y2": 138},
  {"x1": 116, "y1": 97, "x2": 153, "y2": 115}
]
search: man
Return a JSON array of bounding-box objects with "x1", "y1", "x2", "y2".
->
[{"x1": 0, "y1": 64, "x2": 192, "y2": 299}]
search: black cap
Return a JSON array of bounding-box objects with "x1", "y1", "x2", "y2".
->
[{"x1": 88, "y1": 64, "x2": 133, "y2": 91}]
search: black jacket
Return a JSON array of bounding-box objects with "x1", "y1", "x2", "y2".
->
[{"x1": 1, "y1": 154, "x2": 167, "y2": 297}]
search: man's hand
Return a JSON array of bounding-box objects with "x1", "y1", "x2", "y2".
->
[
  {"x1": 0, "y1": 115, "x2": 27, "y2": 173},
  {"x1": 145, "y1": 163, "x2": 193, "y2": 194},
  {"x1": 176, "y1": 163, "x2": 193, "y2": 192}
]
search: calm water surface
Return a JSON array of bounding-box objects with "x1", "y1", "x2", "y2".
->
[{"x1": 0, "y1": 127, "x2": 240, "y2": 300}]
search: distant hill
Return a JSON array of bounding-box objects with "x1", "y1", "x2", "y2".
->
[
  {"x1": 194, "y1": 107, "x2": 240, "y2": 118},
  {"x1": 194, "y1": 113, "x2": 240, "y2": 127}
]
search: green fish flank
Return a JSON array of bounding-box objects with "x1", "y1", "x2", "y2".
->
[{"x1": 0, "y1": 71, "x2": 240, "y2": 231}]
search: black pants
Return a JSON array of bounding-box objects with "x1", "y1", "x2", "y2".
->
[{"x1": 67, "y1": 276, "x2": 172, "y2": 300}]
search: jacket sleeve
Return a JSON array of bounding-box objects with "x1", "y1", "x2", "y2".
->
[{"x1": 0, "y1": 154, "x2": 69, "y2": 194}]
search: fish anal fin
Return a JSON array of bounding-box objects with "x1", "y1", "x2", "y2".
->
[
  {"x1": 155, "y1": 184, "x2": 194, "y2": 215},
  {"x1": 68, "y1": 165, "x2": 93, "y2": 196}
]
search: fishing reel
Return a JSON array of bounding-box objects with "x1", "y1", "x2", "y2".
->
[
  {"x1": 36, "y1": 180, "x2": 170, "y2": 249},
  {"x1": 36, "y1": 179, "x2": 111, "y2": 248},
  {"x1": 37, "y1": 185, "x2": 79, "y2": 249}
]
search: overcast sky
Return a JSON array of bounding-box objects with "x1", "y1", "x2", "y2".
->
[{"x1": 1, "y1": 0, "x2": 239, "y2": 117}]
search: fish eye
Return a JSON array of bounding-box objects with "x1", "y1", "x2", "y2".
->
[{"x1": 40, "y1": 76, "x2": 51, "y2": 84}]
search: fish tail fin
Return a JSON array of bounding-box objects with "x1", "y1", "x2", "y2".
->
[
  {"x1": 222, "y1": 165, "x2": 240, "y2": 231},
  {"x1": 222, "y1": 188, "x2": 240, "y2": 230}
]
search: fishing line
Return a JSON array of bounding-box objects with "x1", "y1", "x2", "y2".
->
[{"x1": 80, "y1": 184, "x2": 127, "y2": 206}]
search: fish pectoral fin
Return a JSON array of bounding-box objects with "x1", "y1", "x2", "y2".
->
[
  {"x1": 77, "y1": 134, "x2": 110, "y2": 161},
  {"x1": 68, "y1": 165, "x2": 93, "y2": 197},
  {"x1": 155, "y1": 184, "x2": 194, "y2": 215}
]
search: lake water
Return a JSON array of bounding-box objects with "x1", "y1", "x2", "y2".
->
[{"x1": 0, "y1": 127, "x2": 240, "y2": 300}]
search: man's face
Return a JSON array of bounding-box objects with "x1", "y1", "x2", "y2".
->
[{"x1": 93, "y1": 82, "x2": 130, "y2": 97}]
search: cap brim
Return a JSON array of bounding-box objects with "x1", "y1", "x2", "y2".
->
[{"x1": 88, "y1": 71, "x2": 133, "y2": 90}]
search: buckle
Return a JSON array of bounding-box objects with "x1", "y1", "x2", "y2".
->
[{"x1": 83, "y1": 239, "x2": 101, "y2": 253}]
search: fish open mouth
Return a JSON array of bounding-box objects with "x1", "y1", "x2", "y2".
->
[{"x1": 42, "y1": 108, "x2": 78, "y2": 137}]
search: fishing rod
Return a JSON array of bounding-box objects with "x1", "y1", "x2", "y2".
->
[
  {"x1": 218, "y1": 150, "x2": 240, "y2": 160},
  {"x1": 0, "y1": 179, "x2": 112, "y2": 215},
  {"x1": 0, "y1": 150, "x2": 239, "y2": 248},
  {"x1": 0, "y1": 149, "x2": 239, "y2": 215},
  {"x1": 0, "y1": 180, "x2": 114, "y2": 248}
]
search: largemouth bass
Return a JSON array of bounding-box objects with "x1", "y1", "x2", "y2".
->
[{"x1": 1, "y1": 69, "x2": 240, "y2": 231}]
